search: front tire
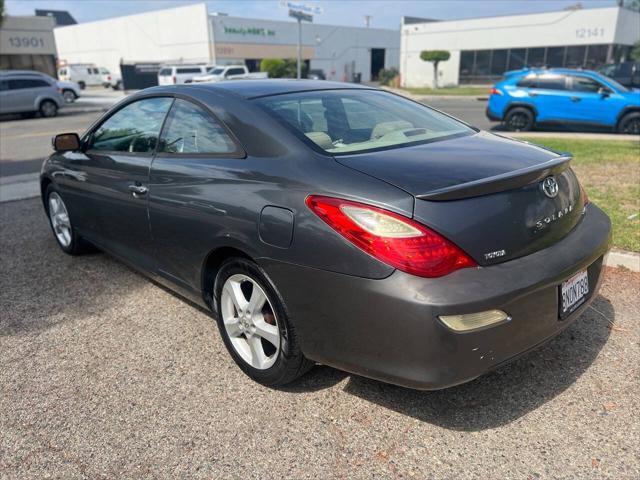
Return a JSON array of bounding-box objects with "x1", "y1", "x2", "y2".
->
[
  {"x1": 44, "y1": 185, "x2": 90, "y2": 255},
  {"x1": 62, "y1": 90, "x2": 77, "y2": 103},
  {"x1": 39, "y1": 100, "x2": 58, "y2": 118},
  {"x1": 505, "y1": 107, "x2": 534, "y2": 132},
  {"x1": 617, "y1": 112, "x2": 640, "y2": 135},
  {"x1": 212, "y1": 257, "x2": 314, "y2": 387}
]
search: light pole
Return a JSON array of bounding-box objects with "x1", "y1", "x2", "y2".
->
[{"x1": 297, "y1": 17, "x2": 302, "y2": 79}]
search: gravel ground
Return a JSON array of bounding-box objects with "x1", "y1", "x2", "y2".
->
[{"x1": 1, "y1": 198, "x2": 639, "y2": 479}]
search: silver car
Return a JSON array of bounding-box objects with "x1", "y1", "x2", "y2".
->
[{"x1": 0, "y1": 71, "x2": 65, "y2": 118}]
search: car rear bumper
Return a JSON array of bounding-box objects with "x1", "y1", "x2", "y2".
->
[
  {"x1": 486, "y1": 106, "x2": 502, "y2": 121},
  {"x1": 261, "y1": 203, "x2": 611, "y2": 390}
]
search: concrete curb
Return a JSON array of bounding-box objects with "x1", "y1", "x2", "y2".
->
[{"x1": 605, "y1": 250, "x2": 640, "y2": 272}]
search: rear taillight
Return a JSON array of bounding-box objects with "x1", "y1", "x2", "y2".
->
[
  {"x1": 305, "y1": 196, "x2": 477, "y2": 278},
  {"x1": 173, "y1": 75, "x2": 177, "y2": 84},
  {"x1": 580, "y1": 182, "x2": 589, "y2": 206},
  {"x1": 490, "y1": 87, "x2": 502, "y2": 96}
]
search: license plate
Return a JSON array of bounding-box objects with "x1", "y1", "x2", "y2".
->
[{"x1": 559, "y1": 270, "x2": 589, "y2": 319}]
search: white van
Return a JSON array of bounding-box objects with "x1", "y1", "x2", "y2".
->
[
  {"x1": 158, "y1": 65, "x2": 209, "y2": 85},
  {"x1": 58, "y1": 64, "x2": 105, "y2": 89}
]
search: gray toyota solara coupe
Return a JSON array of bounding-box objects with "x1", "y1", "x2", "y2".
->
[{"x1": 41, "y1": 80, "x2": 611, "y2": 390}]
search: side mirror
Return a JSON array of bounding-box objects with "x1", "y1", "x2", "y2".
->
[
  {"x1": 53, "y1": 132, "x2": 81, "y2": 152},
  {"x1": 598, "y1": 87, "x2": 611, "y2": 97}
]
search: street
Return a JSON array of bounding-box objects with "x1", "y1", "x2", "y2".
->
[{"x1": 1, "y1": 198, "x2": 639, "y2": 478}]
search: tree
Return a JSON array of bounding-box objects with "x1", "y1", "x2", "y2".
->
[
  {"x1": 420, "y1": 50, "x2": 450, "y2": 89},
  {"x1": 260, "y1": 58, "x2": 307, "y2": 78},
  {"x1": 631, "y1": 40, "x2": 640, "y2": 61},
  {"x1": 260, "y1": 59, "x2": 287, "y2": 78},
  {"x1": 0, "y1": 0, "x2": 5, "y2": 28}
]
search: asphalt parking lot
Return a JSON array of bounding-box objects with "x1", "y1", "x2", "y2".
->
[{"x1": 1, "y1": 197, "x2": 639, "y2": 479}]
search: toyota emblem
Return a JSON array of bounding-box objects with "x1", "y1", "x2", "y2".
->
[{"x1": 541, "y1": 176, "x2": 559, "y2": 198}]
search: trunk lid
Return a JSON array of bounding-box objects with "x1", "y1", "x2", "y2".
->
[{"x1": 335, "y1": 132, "x2": 585, "y2": 265}]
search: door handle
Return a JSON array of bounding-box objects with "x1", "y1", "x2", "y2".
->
[
  {"x1": 570, "y1": 96, "x2": 581, "y2": 102},
  {"x1": 128, "y1": 184, "x2": 148, "y2": 196},
  {"x1": 528, "y1": 92, "x2": 538, "y2": 97}
]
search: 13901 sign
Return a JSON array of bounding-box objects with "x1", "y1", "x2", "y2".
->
[
  {"x1": 8, "y1": 36, "x2": 46, "y2": 48},
  {"x1": 575, "y1": 28, "x2": 604, "y2": 39}
]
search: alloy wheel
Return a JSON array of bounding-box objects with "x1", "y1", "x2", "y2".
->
[
  {"x1": 623, "y1": 118, "x2": 640, "y2": 135},
  {"x1": 63, "y1": 91, "x2": 75, "y2": 103},
  {"x1": 221, "y1": 274, "x2": 281, "y2": 370},
  {"x1": 48, "y1": 192, "x2": 72, "y2": 247},
  {"x1": 41, "y1": 101, "x2": 57, "y2": 117},
  {"x1": 508, "y1": 113, "x2": 528, "y2": 131}
]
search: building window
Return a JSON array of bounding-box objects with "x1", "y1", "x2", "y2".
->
[
  {"x1": 491, "y1": 49, "x2": 508, "y2": 75},
  {"x1": 546, "y1": 47, "x2": 565, "y2": 67},
  {"x1": 457, "y1": 44, "x2": 629, "y2": 84},
  {"x1": 527, "y1": 48, "x2": 546, "y2": 67},
  {"x1": 508, "y1": 49, "x2": 526, "y2": 70},
  {"x1": 565, "y1": 46, "x2": 586, "y2": 68}
]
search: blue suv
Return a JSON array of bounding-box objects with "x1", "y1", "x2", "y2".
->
[{"x1": 487, "y1": 68, "x2": 640, "y2": 134}]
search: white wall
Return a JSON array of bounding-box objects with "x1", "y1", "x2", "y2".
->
[
  {"x1": 211, "y1": 16, "x2": 399, "y2": 82},
  {"x1": 54, "y1": 3, "x2": 211, "y2": 75},
  {"x1": 401, "y1": 7, "x2": 639, "y2": 88}
]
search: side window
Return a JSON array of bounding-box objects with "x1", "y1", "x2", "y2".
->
[
  {"x1": 516, "y1": 75, "x2": 536, "y2": 88},
  {"x1": 7, "y1": 79, "x2": 36, "y2": 90},
  {"x1": 570, "y1": 76, "x2": 604, "y2": 93},
  {"x1": 90, "y1": 97, "x2": 173, "y2": 153},
  {"x1": 177, "y1": 68, "x2": 202, "y2": 74},
  {"x1": 86, "y1": 68, "x2": 92, "y2": 75},
  {"x1": 535, "y1": 75, "x2": 567, "y2": 90},
  {"x1": 92, "y1": 68, "x2": 99, "y2": 75},
  {"x1": 226, "y1": 68, "x2": 246, "y2": 76},
  {"x1": 158, "y1": 99, "x2": 237, "y2": 154}
]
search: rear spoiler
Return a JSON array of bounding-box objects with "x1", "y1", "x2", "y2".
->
[{"x1": 417, "y1": 155, "x2": 573, "y2": 201}]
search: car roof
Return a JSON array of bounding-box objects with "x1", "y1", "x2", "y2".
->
[
  {"x1": 168, "y1": 79, "x2": 373, "y2": 99},
  {"x1": 512, "y1": 68, "x2": 602, "y2": 77}
]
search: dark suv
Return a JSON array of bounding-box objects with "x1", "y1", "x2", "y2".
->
[{"x1": 598, "y1": 61, "x2": 640, "y2": 89}]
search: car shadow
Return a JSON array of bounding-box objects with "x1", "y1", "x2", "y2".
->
[{"x1": 339, "y1": 295, "x2": 613, "y2": 431}]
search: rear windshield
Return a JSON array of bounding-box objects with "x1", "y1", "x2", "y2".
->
[
  {"x1": 209, "y1": 68, "x2": 225, "y2": 75},
  {"x1": 256, "y1": 90, "x2": 474, "y2": 155},
  {"x1": 158, "y1": 68, "x2": 172, "y2": 76}
]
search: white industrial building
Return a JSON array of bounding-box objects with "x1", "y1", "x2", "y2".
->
[
  {"x1": 54, "y1": 3, "x2": 399, "y2": 83},
  {"x1": 400, "y1": 6, "x2": 640, "y2": 88}
]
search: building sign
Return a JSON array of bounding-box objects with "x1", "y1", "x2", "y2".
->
[
  {"x1": 223, "y1": 26, "x2": 276, "y2": 37},
  {"x1": 0, "y1": 17, "x2": 56, "y2": 55},
  {"x1": 215, "y1": 42, "x2": 315, "y2": 59}
]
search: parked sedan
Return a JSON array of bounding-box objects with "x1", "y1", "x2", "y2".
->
[
  {"x1": 0, "y1": 71, "x2": 65, "y2": 117},
  {"x1": 42, "y1": 81, "x2": 611, "y2": 390}
]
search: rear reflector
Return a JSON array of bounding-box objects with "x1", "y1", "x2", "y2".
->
[
  {"x1": 305, "y1": 195, "x2": 477, "y2": 278},
  {"x1": 439, "y1": 310, "x2": 510, "y2": 332}
]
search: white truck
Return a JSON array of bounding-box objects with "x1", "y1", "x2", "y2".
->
[{"x1": 192, "y1": 65, "x2": 268, "y2": 83}]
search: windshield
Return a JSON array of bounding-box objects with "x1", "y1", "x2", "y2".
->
[
  {"x1": 209, "y1": 68, "x2": 225, "y2": 75},
  {"x1": 256, "y1": 90, "x2": 474, "y2": 154},
  {"x1": 600, "y1": 74, "x2": 629, "y2": 93}
]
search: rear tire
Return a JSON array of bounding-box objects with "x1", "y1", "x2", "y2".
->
[
  {"x1": 212, "y1": 257, "x2": 314, "y2": 387},
  {"x1": 505, "y1": 107, "x2": 534, "y2": 132},
  {"x1": 617, "y1": 112, "x2": 640, "y2": 135},
  {"x1": 39, "y1": 100, "x2": 58, "y2": 118},
  {"x1": 44, "y1": 185, "x2": 92, "y2": 255}
]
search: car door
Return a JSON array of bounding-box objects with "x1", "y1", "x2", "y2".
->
[
  {"x1": 148, "y1": 98, "x2": 245, "y2": 290},
  {"x1": 71, "y1": 96, "x2": 174, "y2": 270},
  {"x1": 566, "y1": 75, "x2": 620, "y2": 126},
  {"x1": 5, "y1": 79, "x2": 36, "y2": 112},
  {"x1": 527, "y1": 74, "x2": 571, "y2": 123},
  {"x1": 225, "y1": 67, "x2": 247, "y2": 79}
]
